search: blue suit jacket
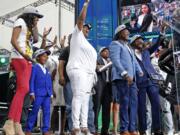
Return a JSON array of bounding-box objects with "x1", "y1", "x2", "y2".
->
[
  {"x1": 109, "y1": 40, "x2": 142, "y2": 81},
  {"x1": 135, "y1": 35, "x2": 164, "y2": 86},
  {"x1": 30, "y1": 64, "x2": 53, "y2": 97}
]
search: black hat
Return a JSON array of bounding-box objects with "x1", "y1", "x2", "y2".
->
[{"x1": 83, "y1": 23, "x2": 92, "y2": 30}]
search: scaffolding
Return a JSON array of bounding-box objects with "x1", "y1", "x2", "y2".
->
[
  {"x1": 0, "y1": 0, "x2": 75, "y2": 23},
  {"x1": 0, "y1": 0, "x2": 75, "y2": 43}
]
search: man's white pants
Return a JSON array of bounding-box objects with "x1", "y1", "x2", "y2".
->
[{"x1": 67, "y1": 69, "x2": 94, "y2": 129}]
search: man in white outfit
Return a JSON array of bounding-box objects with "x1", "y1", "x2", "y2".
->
[{"x1": 66, "y1": 0, "x2": 97, "y2": 135}]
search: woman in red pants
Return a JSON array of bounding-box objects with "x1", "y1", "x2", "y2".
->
[{"x1": 3, "y1": 7, "x2": 43, "y2": 135}]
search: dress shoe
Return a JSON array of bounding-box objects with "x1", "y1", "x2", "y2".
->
[
  {"x1": 139, "y1": 131, "x2": 146, "y2": 135},
  {"x1": 120, "y1": 131, "x2": 130, "y2": 135},
  {"x1": 154, "y1": 131, "x2": 164, "y2": 135},
  {"x1": 129, "y1": 131, "x2": 138, "y2": 135}
]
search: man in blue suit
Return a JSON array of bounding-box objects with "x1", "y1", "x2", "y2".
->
[
  {"x1": 26, "y1": 49, "x2": 53, "y2": 135},
  {"x1": 109, "y1": 25, "x2": 143, "y2": 135},
  {"x1": 130, "y1": 24, "x2": 166, "y2": 135}
]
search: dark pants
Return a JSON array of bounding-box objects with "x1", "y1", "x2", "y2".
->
[
  {"x1": 21, "y1": 94, "x2": 31, "y2": 131},
  {"x1": 113, "y1": 80, "x2": 138, "y2": 132},
  {"x1": 93, "y1": 82, "x2": 112, "y2": 134},
  {"x1": 138, "y1": 80, "x2": 161, "y2": 132}
]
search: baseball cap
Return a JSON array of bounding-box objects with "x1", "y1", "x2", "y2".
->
[
  {"x1": 34, "y1": 49, "x2": 51, "y2": 58},
  {"x1": 99, "y1": 47, "x2": 109, "y2": 54},
  {"x1": 83, "y1": 23, "x2": 92, "y2": 30},
  {"x1": 130, "y1": 35, "x2": 143, "y2": 45},
  {"x1": 114, "y1": 24, "x2": 127, "y2": 35},
  {"x1": 23, "y1": 6, "x2": 43, "y2": 18}
]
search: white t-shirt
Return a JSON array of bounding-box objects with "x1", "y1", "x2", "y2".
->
[
  {"x1": 11, "y1": 18, "x2": 33, "y2": 59},
  {"x1": 66, "y1": 25, "x2": 97, "y2": 74}
]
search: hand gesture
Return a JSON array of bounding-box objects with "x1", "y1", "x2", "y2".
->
[
  {"x1": 60, "y1": 35, "x2": 66, "y2": 48},
  {"x1": 43, "y1": 27, "x2": 52, "y2": 37},
  {"x1": 53, "y1": 91, "x2": 56, "y2": 99},
  {"x1": 21, "y1": 53, "x2": 33, "y2": 62},
  {"x1": 52, "y1": 36, "x2": 57, "y2": 46},
  {"x1": 85, "y1": 0, "x2": 90, "y2": 3},
  {"x1": 160, "y1": 21, "x2": 168, "y2": 33},
  {"x1": 59, "y1": 76, "x2": 66, "y2": 86},
  {"x1": 139, "y1": 72, "x2": 144, "y2": 77},
  {"x1": 30, "y1": 95, "x2": 35, "y2": 102},
  {"x1": 126, "y1": 76, "x2": 133, "y2": 86}
]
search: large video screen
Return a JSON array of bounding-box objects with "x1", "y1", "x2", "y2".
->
[
  {"x1": 121, "y1": 0, "x2": 180, "y2": 36},
  {"x1": 122, "y1": 0, "x2": 151, "y2": 6}
]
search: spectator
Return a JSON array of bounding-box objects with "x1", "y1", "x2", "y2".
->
[
  {"x1": 25, "y1": 49, "x2": 52, "y2": 135},
  {"x1": 45, "y1": 36, "x2": 65, "y2": 134},
  {"x1": 3, "y1": 6, "x2": 43, "y2": 135},
  {"x1": 66, "y1": 0, "x2": 97, "y2": 134},
  {"x1": 130, "y1": 23, "x2": 166, "y2": 135},
  {"x1": 109, "y1": 24, "x2": 143, "y2": 135},
  {"x1": 59, "y1": 35, "x2": 72, "y2": 132},
  {"x1": 137, "y1": 4, "x2": 153, "y2": 32},
  {"x1": 93, "y1": 47, "x2": 112, "y2": 135},
  {"x1": 151, "y1": 47, "x2": 174, "y2": 135}
]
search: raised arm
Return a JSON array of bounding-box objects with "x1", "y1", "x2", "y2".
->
[
  {"x1": 58, "y1": 60, "x2": 66, "y2": 86},
  {"x1": 77, "y1": 0, "x2": 90, "y2": 31},
  {"x1": 59, "y1": 35, "x2": 66, "y2": 49},
  {"x1": 40, "y1": 27, "x2": 52, "y2": 49},
  {"x1": 148, "y1": 22, "x2": 167, "y2": 54}
]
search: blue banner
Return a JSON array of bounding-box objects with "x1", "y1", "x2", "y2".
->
[{"x1": 76, "y1": 0, "x2": 118, "y2": 50}]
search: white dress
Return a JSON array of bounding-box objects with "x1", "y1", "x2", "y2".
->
[{"x1": 46, "y1": 55, "x2": 65, "y2": 106}]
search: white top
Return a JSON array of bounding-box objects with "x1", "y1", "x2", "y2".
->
[
  {"x1": 151, "y1": 56, "x2": 167, "y2": 80},
  {"x1": 135, "y1": 49, "x2": 142, "y2": 61},
  {"x1": 102, "y1": 58, "x2": 110, "y2": 82},
  {"x1": 138, "y1": 14, "x2": 153, "y2": 32},
  {"x1": 11, "y1": 18, "x2": 33, "y2": 59},
  {"x1": 38, "y1": 63, "x2": 46, "y2": 74},
  {"x1": 66, "y1": 25, "x2": 97, "y2": 74}
]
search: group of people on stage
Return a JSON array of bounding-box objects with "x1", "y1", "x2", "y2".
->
[{"x1": 2, "y1": 0, "x2": 180, "y2": 135}]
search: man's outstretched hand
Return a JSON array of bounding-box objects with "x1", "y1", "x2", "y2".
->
[{"x1": 85, "y1": 0, "x2": 90, "y2": 3}]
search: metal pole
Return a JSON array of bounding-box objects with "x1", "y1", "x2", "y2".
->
[{"x1": 59, "y1": 0, "x2": 62, "y2": 42}]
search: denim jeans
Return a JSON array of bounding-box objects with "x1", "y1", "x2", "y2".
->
[
  {"x1": 113, "y1": 80, "x2": 138, "y2": 132},
  {"x1": 88, "y1": 96, "x2": 95, "y2": 133},
  {"x1": 63, "y1": 82, "x2": 73, "y2": 131}
]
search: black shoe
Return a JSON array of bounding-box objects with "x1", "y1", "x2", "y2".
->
[
  {"x1": 100, "y1": 132, "x2": 110, "y2": 135},
  {"x1": 154, "y1": 131, "x2": 164, "y2": 135},
  {"x1": 139, "y1": 131, "x2": 146, "y2": 135}
]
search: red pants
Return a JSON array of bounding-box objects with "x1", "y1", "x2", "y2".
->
[{"x1": 8, "y1": 59, "x2": 32, "y2": 122}]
